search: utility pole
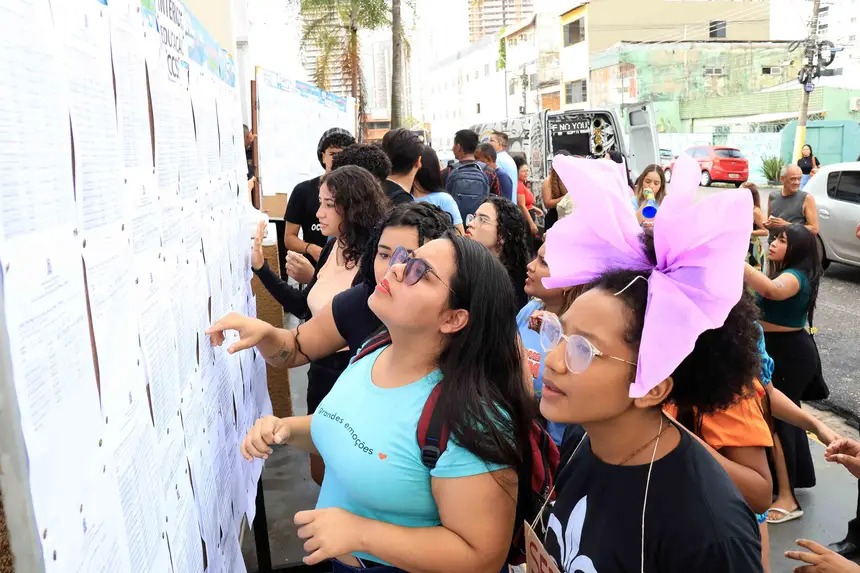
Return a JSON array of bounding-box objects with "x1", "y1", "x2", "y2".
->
[{"x1": 793, "y1": 0, "x2": 822, "y2": 162}]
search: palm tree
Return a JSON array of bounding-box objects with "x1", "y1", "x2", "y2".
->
[
  {"x1": 390, "y1": 0, "x2": 404, "y2": 129},
  {"x1": 298, "y1": 0, "x2": 390, "y2": 138}
]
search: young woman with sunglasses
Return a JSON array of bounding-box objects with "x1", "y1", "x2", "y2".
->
[
  {"x1": 214, "y1": 235, "x2": 533, "y2": 572},
  {"x1": 465, "y1": 195, "x2": 530, "y2": 309}
]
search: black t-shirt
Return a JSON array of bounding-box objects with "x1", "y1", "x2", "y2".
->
[
  {"x1": 797, "y1": 155, "x2": 820, "y2": 175},
  {"x1": 331, "y1": 283, "x2": 382, "y2": 356},
  {"x1": 383, "y1": 180, "x2": 415, "y2": 205},
  {"x1": 285, "y1": 176, "x2": 327, "y2": 250},
  {"x1": 546, "y1": 430, "x2": 762, "y2": 572}
]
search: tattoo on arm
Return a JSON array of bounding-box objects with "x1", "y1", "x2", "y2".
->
[{"x1": 266, "y1": 334, "x2": 298, "y2": 368}]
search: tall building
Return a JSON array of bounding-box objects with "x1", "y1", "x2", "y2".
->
[{"x1": 469, "y1": 0, "x2": 535, "y2": 43}]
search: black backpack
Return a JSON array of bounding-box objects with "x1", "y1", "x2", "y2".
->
[
  {"x1": 446, "y1": 161, "x2": 491, "y2": 221},
  {"x1": 351, "y1": 331, "x2": 561, "y2": 566}
]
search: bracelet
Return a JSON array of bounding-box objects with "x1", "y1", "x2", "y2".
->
[{"x1": 303, "y1": 244, "x2": 310, "y2": 255}]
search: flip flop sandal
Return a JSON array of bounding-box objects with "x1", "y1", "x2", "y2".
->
[{"x1": 766, "y1": 507, "x2": 804, "y2": 524}]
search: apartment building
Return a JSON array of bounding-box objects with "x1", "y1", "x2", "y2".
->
[
  {"x1": 469, "y1": 0, "x2": 535, "y2": 43},
  {"x1": 585, "y1": 0, "x2": 771, "y2": 54}
]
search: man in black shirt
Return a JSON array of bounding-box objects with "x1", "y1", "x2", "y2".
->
[
  {"x1": 380, "y1": 128, "x2": 420, "y2": 205},
  {"x1": 284, "y1": 128, "x2": 355, "y2": 262}
]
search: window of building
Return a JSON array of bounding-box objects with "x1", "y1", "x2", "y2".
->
[
  {"x1": 826, "y1": 171, "x2": 860, "y2": 204},
  {"x1": 529, "y1": 73, "x2": 538, "y2": 89},
  {"x1": 509, "y1": 78, "x2": 517, "y2": 95},
  {"x1": 477, "y1": 103, "x2": 481, "y2": 114},
  {"x1": 564, "y1": 79, "x2": 587, "y2": 104},
  {"x1": 709, "y1": 20, "x2": 727, "y2": 39},
  {"x1": 703, "y1": 67, "x2": 725, "y2": 77},
  {"x1": 762, "y1": 66, "x2": 782, "y2": 75},
  {"x1": 818, "y1": 23, "x2": 828, "y2": 32},
  {"x1": 563, "y1": 18, "x2": 585, "y2": 47},
  {"x1": 485, "y1": 64, "x2": 490, "y2": 76}
]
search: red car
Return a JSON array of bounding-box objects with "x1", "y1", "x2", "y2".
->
[{"x1": 665, "y1": 146, "x2": 749, "y2": 187}]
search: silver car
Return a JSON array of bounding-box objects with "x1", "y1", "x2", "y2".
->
[{"x1": 804, "y1": 161, "x2": 860, "y2": 268}]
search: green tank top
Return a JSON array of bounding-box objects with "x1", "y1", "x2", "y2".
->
[{"x1": 756, "y1": 268, "x2": 811, "y2": 328}]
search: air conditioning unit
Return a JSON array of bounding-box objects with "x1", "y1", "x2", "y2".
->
[{"x1": 851, "y1": 97, "x2": 860, "y2": 112}]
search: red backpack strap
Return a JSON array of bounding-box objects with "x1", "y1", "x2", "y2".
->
[
  {"x1": 417, "y1": 384, "x2": 449, "y2": 469},
  {"x1": 350, "y1": 330, "x2": 391, "y2": 365}
]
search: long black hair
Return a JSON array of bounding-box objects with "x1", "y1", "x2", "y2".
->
[
  {"x1": 589, "y1": 232, "x2": 761, "y2": 415},
  {"x1": 769, "y1": 223, "x2": 822, "y2": 325},
  {"x1": 414, "y1": 146, "x2": 444, "y2": 193},
  {"x1": 437, "y1": 234, "x2": 533, "y2": 467},
  {"x1": 320, "y1": 165, "x2": 390, "y2": 268},
  {"x1": 356, "y1": 202, "x2": 453, "y2": 288},
  {"x1": 484, "y1": 196, "x2": 530, "y2": 308}
]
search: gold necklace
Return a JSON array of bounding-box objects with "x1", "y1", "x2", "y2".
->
[{"x1": 617, "y1": 417, "x2": 671, "y2": 466}]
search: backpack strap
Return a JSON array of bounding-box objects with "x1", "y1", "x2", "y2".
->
[
  {"x1": 350, "y1": 330, "x2": 391, "y2": 365},
  {"x1": 417, "y1": 384, "x2": 449, "y2": 469}
]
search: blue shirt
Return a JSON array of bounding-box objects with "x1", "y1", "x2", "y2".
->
[
  {"x1": 517, "y1": 300, "x2": 567, "y2": 446},
  {"x1": 496, "y1": 151, "x2": 519, "y2": 202},
  {"x1": 497, "y1": 170, "x2": 514, "y2": 202},
  {"x1": 415, "y1": 192, "x2": 463, "y2": 226},
  {"x1": 311, "y1": 345, "x2": 506, "y2": 564},
  {"x1": 756, "y1": 323, "x2": 774, "y2": 386}
]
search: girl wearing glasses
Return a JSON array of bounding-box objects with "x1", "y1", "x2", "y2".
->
[
  {"x1": 537, "y1": 231, "x2": 764, "y2": 572},
  {"x1": 216, "y1": 235, "x2": 533, "y2": 572},
  {"x1": 465, "y1": 196, "x2": 530, "y2": 309}
]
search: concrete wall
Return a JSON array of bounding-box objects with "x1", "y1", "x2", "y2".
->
[
  {"x1": 587, "y1": 0, "x2": 771, "y2": 54},
  {"x1": 185, "y1": 0, "x2": 235, "y2": 49}
]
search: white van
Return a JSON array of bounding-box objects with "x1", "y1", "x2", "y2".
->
[{"x1": 472, "y1": 103, "x2": 660, "y2": 185}]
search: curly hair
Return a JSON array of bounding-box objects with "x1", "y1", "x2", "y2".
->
[
  {"x1": 331, "y1": 143, "x2": 392, "y2": 183},
  {"x1": 356, "y1": 202, "x2": 454, "y2": 288},
  {"x1": 484, "y1": 196, "x2": 530, "y2": 308},
  {"x1": 317, "y1": 128, "x2": 355, "y2": 167},
  {"x1": 589, "y1": 231, "x2": 761, "y2": 415},
  {"x1": 320, "y1": 165, "x2": 390, "y2": 268}
]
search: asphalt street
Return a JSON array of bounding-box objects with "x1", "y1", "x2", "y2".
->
[{"x1": 815, "y1": 262, "x2": 860, "y2": 421}]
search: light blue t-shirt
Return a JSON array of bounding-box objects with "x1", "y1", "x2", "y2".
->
[
  {"x1": 497, "y1": 151, "x2": 519, "y2": 203},
  {"x1": 415, "y1": 192, "x2": 463, "y2": 226},
  {"x1": 517, "y1": 300, "x2": 567, "y2": 446},
  {"x1": 311, "y1": 345, "x2": 506, "y2": 564}
]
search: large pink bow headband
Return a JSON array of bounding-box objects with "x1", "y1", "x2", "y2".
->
[{"x1": 543, "y1": 154, "x2": 753, "y2": 397}]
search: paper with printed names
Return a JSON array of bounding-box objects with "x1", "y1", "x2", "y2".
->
[
  {"x1": 54, "y1": 0, "x2": 126, "y2": 237},
  {"x1": 0, "y1": 0, "x2": 76, "y2": 246}
]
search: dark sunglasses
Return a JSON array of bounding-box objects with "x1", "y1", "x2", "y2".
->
[{"x1": 389, "y1": 246, "x2": 454, "y2": 292}]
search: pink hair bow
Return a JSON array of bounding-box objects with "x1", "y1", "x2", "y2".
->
[{"x1": 542, "y1": 154, "x2": 753, "y2": 397}]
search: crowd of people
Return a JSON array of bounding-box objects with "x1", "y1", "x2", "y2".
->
[{"x1": 206, "y1": 125, "x2": 860, "y2": 573}]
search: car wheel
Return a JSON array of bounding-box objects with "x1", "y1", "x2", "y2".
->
[
  {"x1": 700, "y1": 171, "x2": 712, "y2": 187},
  {"x1": 734, "y1": 182, "x2": 743, "y2": 188},
  {"x1": 818, "y1": 236, "x2": 831, "y2": 271},
  {"x1": 664, "y1": 169, "x2": 672, "y2": 183}
]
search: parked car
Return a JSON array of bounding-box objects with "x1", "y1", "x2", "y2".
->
[
  {"x1": 803, "y1": 162, "x2": 860, "y2": 268},
  {"x1": 659, "y1": 148, "x2": 674, "y2": 170},
  {"x1": 665, "y1": 145, "x2": 749, "y2": 187}
]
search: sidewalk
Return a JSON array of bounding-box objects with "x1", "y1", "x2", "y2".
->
[{"x1": 241, "y1": 366, "x2": 860, "y2": 572}]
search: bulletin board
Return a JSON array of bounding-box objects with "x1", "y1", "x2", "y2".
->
[
  {"x1": 0, "y1": 1, "x2": 271, "y2": 572},
  {"x1": 254, "y1": 67, "x2": 356, "y2": 200}
]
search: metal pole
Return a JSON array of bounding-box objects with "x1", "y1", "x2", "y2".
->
[{"x1": 793, "y1": 0, "x2": 821, "y2": 162}]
